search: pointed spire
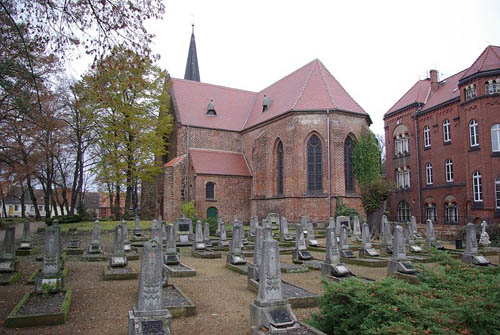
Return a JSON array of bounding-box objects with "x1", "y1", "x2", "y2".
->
[{"x1": 184, "y1": 24, "x2": 200, "y2": 82}]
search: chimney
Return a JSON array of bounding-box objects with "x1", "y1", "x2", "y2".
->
[{"x1": 430, "y1": 69, "x2": 439, "y2": 92}]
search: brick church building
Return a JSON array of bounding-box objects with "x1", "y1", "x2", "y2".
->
[
  {"x1": 384, "y1": 45, "x2": 500, "y2": 226},
  {"x1": 143, "y1": 27, "x2": 373, "y2": 223}
]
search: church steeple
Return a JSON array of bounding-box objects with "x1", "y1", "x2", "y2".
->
[{"x1": 184, "y1": 24, "x2": 200, "y2": 82}]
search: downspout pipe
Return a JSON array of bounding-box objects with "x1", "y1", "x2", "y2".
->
[
  {"x1": 414, "y1": 104, "x2": 423, "y2": 224},
  {"x1": 327, "y1": 109, "x2": 331, "y2": 218},
  {"x1": 185, "y1": 125, "x2": 190, "y2": 201}
]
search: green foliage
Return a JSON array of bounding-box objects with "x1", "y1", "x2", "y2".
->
[
  {"x1": 334, "y1": 197, "x2": 360, "y2": 221},
  {"x1": 353, "y1": 132, "x2": 382, "y2": 185},
  {"x1": 200, "y1": 217, "x2": 218, "y2": 235},
  {"x1": 181, "y1": 201, "x2": 198, "y2": 219},
  {"x1": 45, "y1": 215, "x2": 82, "y2": 225},
  {"x1": 360, "y1": 178, "x2": 394, "y2": 214},
  {"x1": 309, "y1": 251, "x2": 500, "y2": 335}
]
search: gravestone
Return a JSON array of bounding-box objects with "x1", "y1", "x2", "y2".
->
[
  {"x1": 381, "y1": 215, "x2": 387, "y2": 240},
  {"x1": 479, "y1": 221, "x2": 491, "y2": 246},
  {"x1": 267, "y1": 213, "x2": 279, "y2": 229},
  {"x1": 227, "y1": 222, "x2": 246, "y2": 265},
  {"x1": 216, "y1": 217, "x2": 222, "y2": 236},
  {"x1": 410, "y1": 216, "x2": 422, "y2": 239},
  {"x1": 336, "y1": 216, "x2": 349, "y2": 239},
  {"x1": 279, "y1": 217, "x2": 292, "y2": 242},
  {"x1": 359, "y1": 222, "x2": 379, "y2": 257},
  {"x1": 203, "y1": 222, "x2": 212, "y2": 247},
  {"x1": 52, "y1": 220, "x2": 62, "y2": 256},
  {"x1": 88, "y1": 220, "x2": 103, "y2": 254},
  {"x1": 406, "y1": 221, "x2": 422, "y2": 253},
  {"x1": 67, "y1": 230, "x2": 81, "y2": 249},
  {"x1": 249, "y1": 216, "x2": 257, "y2": 238},
  {"x1": 292, "y1": 224, "x2": 312, "y2": 262},
  {"x1": 165, "y1": 225, "x2": 180, "y2": 265},
  {"x1": 151, "y1": 219, "x2": 162, "y2": 241},
  {"x1": 175, "y1": 216, "x2": 193, "y2": 244},
  {"x1": 0, "y1": 226, "x2": 16, "y2": 272},
  {"x1": 192, "y1": 220, "x2": 206, "y2": 251},
  {"x1": 161, "y1": 221, "x2": 168, "y2": 245},
  {"x1": 300, "y1": 215, "x2": 308, "y2": 234},
  {"x1": 384, "y1": 220, "x2": 393, "y2": 254},
  {"x1": 462, "y1": 223, "x2": 489, "y2": 266},
  {"x1": 133, "y1": 215, "x2": 142, "y2": 237},
  {"x1": 425, "y1": 219, "x2": 444, "y2": 249},
  {"x1": 250, "y1": 225, "x2": 299, "y2": 332},
  {"x1": 352, "y1": 216, "x2": 361, "y2": 241},
  {"x1": 19, "y1": 221, "x2": 32, "y2": 250},
  {"x1": 110, "y1": 224, "x2": 127, "y2": 267},
  {"x1": 248, "y1": 226, "x2": 265, "y2": 281},
  {"x1": 388, "y1": 225, "x2": 416, "y2": 275},
  {"x1": 121, "y1": 220, "x2": 132, "y2": 252},
  {"x1": 218, "y1": 221, "x2": 230, "y2": 248},
  {"x1": 306, "y1": 220, "x2": 319, "y2": 247},
  {"x1": 128, "y1": 239, "x2": 172, "y2": 335},
  {"x1": 321, "y1": 226, "x2": 352, "y2": 277},
  {"x1": 339, "y1": 225, "x2": 355, "y2": 258},
  {"x1": 328, "y1": 217, "x2": 335, "y2": 229},
  {"x1": 35, "y1": 225, "x2": 63, "y2": 293}
]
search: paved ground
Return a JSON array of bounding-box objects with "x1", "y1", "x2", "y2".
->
[{"x1": 0, "y1": 227, "x2": 498, "y2": 334}]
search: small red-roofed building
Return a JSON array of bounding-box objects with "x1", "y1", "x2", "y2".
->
[
  {"x1": 142, "y1": 27, "x2": 373, "y2": 223},
  {"x1": 384, "y1": 45, "x2": 500, "y2": 234}
]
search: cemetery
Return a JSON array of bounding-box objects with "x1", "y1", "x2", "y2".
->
[{"x1": 0, "y1": 214, "x2": 498, "y2": 334}]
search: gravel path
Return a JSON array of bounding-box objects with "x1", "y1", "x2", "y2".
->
[{"x1": 0, "y1": 230, "x2": 497, "y2": 334}]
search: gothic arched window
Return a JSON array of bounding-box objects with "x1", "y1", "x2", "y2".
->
[
  {"x1": 277, "y1": 141, "x2": 284, "y2": 195},
  {"x1": 307, "y1": 134, "x2": 322, "y2": 193},
  {"x1": 344, "y1": 137, "x2": 355, "y2": 193}
]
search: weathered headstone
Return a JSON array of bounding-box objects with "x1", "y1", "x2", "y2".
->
[
  {"x1": 479, "y1": 221, "x2": 491, "y2": 246},
  {"x1": 88, "y1": 220, "x2": 103, "y2": 254},
  {"x1": 216, "y1": 217, "x2": 222, "y2": 236},
  {"x1": 462, "y1": 223, "x2": 489, "y2": 265},
  {"x1": 161, "y1": 221, "x2": 168, "y2": 245},
  {"x1": 336, "y1": 216, "x2": 349, "y2": 238},
  {"x1": 0, "y1": 226, "x2": 16, "y2": 272},
  {"x1": 267, "y1": 213, "x2": 279, "y2": 229},
  {"x1": 381, "y1": 215, "x2": 387, "y2": 240},
  {"x1": 203, "y1": 222, "x2": 212, "y2": 247},
  {"x1": 328, "y1": 217, "x2": 335, "y2": 229},
  {"x1": 425, "y1": 219, "x2": 444, "y2": 249},
  {"x1": 35, "y1": 225, "x2": 63, "y2": 293},
  {"x1": 292, "y1": 224, "x2": 312, "y2": 261},
  {"x1": 121, "y1": 220, "x2": 131, "y2": 252},
  {"x1": 384, "y1": 220, "x2": 393, "y2": 254},
  {"x1": 279, "y1": 216, "x2": 292, "y2": 242},
  {"x1": 128, "y1": 239, "x2": 171, "y2": 335},
  {"x1": 306, "y1": 219, "x2": 319, "y2": 247},
  {"x1": 249, "y1": 216, "x2": 257, "y2": 237},
  {"x1": 321, "y1": 226, "x2": 352, "y2": 277},
  {"x1": 67, "y1": 229, "x2": 81, "y2": 249},
  {"x1": 110, "y1": 224, "x2": 127, "y2": 267},
  {"x1": 228, "y1": 222, "x2": 246, "y2": 265},
  {"x1": 19, "y1": 221, "x2": 32, "y2": 249},
  {"x1": 218, "y1": 220, "x2": 230, "y2": 248},
  {"x1": 133, "y1": 215, "x2": 142, "y2": 237},
  {"x1": 406, "y1": 221, "x2": 422, "y2": 253},
  {"x1": 250, "y1": 225, "x2": 299, "y2": 332},
  {"x1": 410, "y1": 216, "x2": 422, "y2": 239},
  {"x1": 175, "y1": 216, "x2": 193, "y2": 243},
  {"x1": 248, "y1": 226, "x2": 265, "y2": 281},
  {"x1": 339, "y1": 225, "x2": 355, "y2": 258},
  {"x1": 359, "y1": 222, "x2": 379, "y2": 257},
  {"x1": 164, "y1": 225, "x2": 179, "y2": 265},
  {"x1": 192, "y1": 220, "x2": 206, "y2": 251},
  {"x1": 388, "y1": 225, "x2": 416, "y2": 275},
  {"x1": 352, "y1": 216, "x2": 361, "y2": 241}
]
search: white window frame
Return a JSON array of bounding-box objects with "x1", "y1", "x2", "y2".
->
[
  {"x1": 493, "y1": 80, "x2": 499, "y2": 94},
  {"x1": 443, "y1": 119, "x2": 451, "y2": 143},
  {"x1": 496, "y1": 178, "x2": 500, "y2": 209},
  {"x1": 473, "y1": 171, "x2": 482, "y2": 202},
  {"x1": 469, "y1": 120, "x2": 479, "y2": 147},
  {"x1": 423, "y1": 126, "x2": 431, "y2": 148},
  {"x1": 426, "y1": 163, "x2": 433, "y2": 185},
  {"x1": 491, "y1": 124, "x2": 500, "y2": 152},
  {"x1": 445, "y1": 159, "x2": 453, "y2": 183},
  {"x1": 404, "y1": 168, "x2": 411, "y2": 188},
  {"x1": 426, "y1": 204, "x2": 437, "y2": 222},
  {"x1": 398, "y1": 201, "x2": 411, "y2": 222}
]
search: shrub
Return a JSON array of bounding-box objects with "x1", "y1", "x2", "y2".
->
[
  {"x1": 334, "y1": 197, "x2": 360, "y2": 221},
  {"x1": 309, "y1": 251, "x2": 500, "y2": 335},
  {"x1": 45, "y1": 215, "x2": 82, "y2": 225},
  {"x1": 181, "y1": 201, "x2": 198, "y2": 219}
]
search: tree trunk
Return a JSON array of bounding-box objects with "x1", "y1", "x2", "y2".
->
[
  {"x1": 114, "y1": 184, "x2": 121, "y2": 220},
  {"x1": 26, "y1": 177, "x2": 41, "y2": 219},
  {"x1": 367, "y1": 200, "x2": 386, "y2": 239},
  {"x1": 0, "y1": 186, "x2": 7, "y2": 218},
  {"x1": 20, "y1": 185, "x2": 26, "y2": 218}
]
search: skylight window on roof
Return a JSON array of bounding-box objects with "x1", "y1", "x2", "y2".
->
[
  {"x1": 262, "y1": 94, "x2": 272, "y2": 112},
  {"x1": 453, "y1": 87, "x2": 458, "y2": 92},
  {"x1": 207, "y1": 98, "x2": 216, "y2": 116}
]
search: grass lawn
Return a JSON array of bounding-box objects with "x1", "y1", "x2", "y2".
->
[{"x1": 58, "y1": 220, "x2": 154, "y2": 232}]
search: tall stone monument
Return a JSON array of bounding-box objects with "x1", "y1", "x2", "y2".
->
[
  {"x1": 425, "y1": 219, "x2": 443, "y2": 249},
  {"x1": 133, "y1": 215, "x2": 142, "y2": 237},
  {"x1": 359, "y1": 222, "x2": 379, "y2": 257},
  {"x1": 165, "y1": 225, "x2": 179, "y2": 265},
  {"x1": 479, "y1": 221, "x2": 491, "y2": 246},
  {"x1": 292, "y1": 224, "x2": 312, "y2": 262},
  {"x1": 383, "y1": 220, "x2": 393, "y2": 254},
  {"x1": 339, "y1": 225, "x2": 355, "y2": 258},
  {"x1": 121, "y1": 220, "x2": 132, "y2": 252},
  {"x1": 192, "y1": 220, "x2": 206, "y2": 251},
  {"x1": 249, "y1": 216, "x2": 257, "y2": 238},
  {"x1": 227, "y1": 222, "x2": 246, "y2": 265},
  {"x1": 110, "y1": 224, "x2": 127, "y2": 267},
  {"x1": 279, "y1": 216, "x2": 292, "y2": 242},
  {"x1": 128, "y1": 240, "x2": 171, "y2": 335},
  {"x1": 218, "y1": 221, "x2": 229, "y2": 248},
  {"x1": 35, "y1": 225, "x2": 63, "y2": 293},
  {"x1": 250, "y1": 225, "x2": 299, "y2": 332},
  {"x1": 352, "y1": 216, "x2": 361, "y2": 241},
  {"x1": 300, "y1": 215, "x2": 308, "y2": 234},
  {"x1": 321, "y1": 226, "x2": 352, "y2": 278},
  {"x1": 462, "y1": 223, "x2": 489, "y2": 266},
  {"x1": 88, "y1": 220, "x2": 103, "y2": 254},
  {"x1": 306, "y1": 219, "x2": 319, "y2": 247},
  {"x1": 387, "y1": 225, "x2": 416, "y2": 275},
  {"x1": 203, "y1": 222, "x2": 212, "y2": 247},
  {"x1": 335, "y1": 216, "x2": 349, "y2": 238},
  {"x1": 406, "y1": 221, "x2": 422, "y2": 253},
  {"x1": 328, "y1": 217, "x2": 335, "y2": 229},
  {"x1": 19, "y1": 221, "x2": 32, "y2": 250},
  {"x1": 0, "y1": 226, "x2": 16, "y2": 272},
  {"x1": 248, "y1": 226, "x2": 265, "y2": 281},
  {"x1": 410, "y1": 216, "x2": 422, "y2": 239}
]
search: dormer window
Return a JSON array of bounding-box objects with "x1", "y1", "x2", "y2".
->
[
  {"x1": 207, "y1": 98, "x2": 216, "y2": 116},
  {"x1": 465, "y1": 84, "x2": 476, "y2": 101},
  {"x1": 486, "y1": 79, "x2": 499, "y2": 95},
  {"x1": 262, "y1": 94, "x2": 272, "y2": 112}
]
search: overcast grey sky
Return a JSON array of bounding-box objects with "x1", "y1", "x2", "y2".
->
[{"x1": 70, "y1": 0, "x2": 500, "y2": 136}]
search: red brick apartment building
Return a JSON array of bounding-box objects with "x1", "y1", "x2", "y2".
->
[
  {"x1": 141, "y1": 27, "x2": 373, "y2": 223},
  {"x1": 384, "y1": 46, "x2": 500, "y2": 226}
]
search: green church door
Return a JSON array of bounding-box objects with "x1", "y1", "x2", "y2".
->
[{"x1": 207, "y1": 207, "x2": 218, "y2": 219}]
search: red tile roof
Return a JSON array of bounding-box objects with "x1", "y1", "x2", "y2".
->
[
  {"x1": 171, "y1": 59, "x2": 367, "y2": 132},
  {"x1": 385, "y1": 79, "x2": 431, "y2": 116},
  {"x1": 421, "y1": 69, "x2": 468, "y2": 112},
  {"x1": 461, "y1": 45, "x2": 500, "y2": 81},
  {"x1": 189, "y1": 148, "x2": 251, "y2": 177},
  {"x1": 165, "y1": 155, "x2": 186, "y2": 167}
]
